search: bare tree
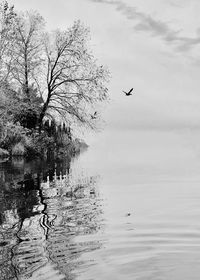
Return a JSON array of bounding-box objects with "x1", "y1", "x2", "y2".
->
[
  {"x1": 0, "y1": 1, "x2": 16, "y2": 82},
  {"x1": 39, "y1": 21, "x2": 109, "y2": 131},
  {"x1": 11, "y1": 11, "x2": 45, "y2": 101}
]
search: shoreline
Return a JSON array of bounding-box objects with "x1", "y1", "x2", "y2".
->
[{"x1": 0, "y1": 138, "x2": 88, "y2": 159}]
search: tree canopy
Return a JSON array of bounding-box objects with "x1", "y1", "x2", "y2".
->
[
  {"x1": 40, "y1": 21, "x2": 109, "y2": 130},
  {"x1": 0, "y1": 2, "x2": 110, "y2": 134}
]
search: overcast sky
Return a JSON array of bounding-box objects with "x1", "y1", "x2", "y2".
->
[{"x1": 11, "y1": 0, "x2": 200, "y2": 131}]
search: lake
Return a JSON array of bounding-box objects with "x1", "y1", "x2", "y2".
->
[{"x1": 1, "y1": 129, "x2": 200, "y2": 279}]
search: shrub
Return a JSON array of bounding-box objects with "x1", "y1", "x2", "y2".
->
[
  {"x1": 25, "y1": 131, "x2": 55, "y2": 158},
  {"x1": 11, "y1": 142, "x2": 25, "y2": 156},
  {"x1": 0, "y1": 148, "x2": 9, "y2": 157},
  {"x1": 0, "y1": 121, "x2": 29, "y2": 151}
]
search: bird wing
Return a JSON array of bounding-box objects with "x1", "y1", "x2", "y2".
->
[{"x1": 129, "y1": 88, "x2": 133, "y2": 93}]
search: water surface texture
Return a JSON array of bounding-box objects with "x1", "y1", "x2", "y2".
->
[{"x1": 1, "y1": 130, "x2": 200, "y2": 279}]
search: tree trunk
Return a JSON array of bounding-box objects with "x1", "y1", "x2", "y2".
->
[
  {"x1": 38, "y1": 104, "x2": 47, "y2": 133},
  {"x1": 24, "y1": 47, "x2": 30, "y2": 101},
  {"x1": 38, "y1": 92, "x2": 51, "y2": 133}
]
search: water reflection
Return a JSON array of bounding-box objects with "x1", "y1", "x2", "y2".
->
[{"x1": 0, "y1": 156, "x2": 103, "y2": 280}]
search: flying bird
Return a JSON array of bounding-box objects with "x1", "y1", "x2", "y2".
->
[
  {"x1": 91, "y1": 111, "x2": 97, "y2": 119},
  {"x1": 123, "y1": 88, "x2": 134, "y2": 96}
]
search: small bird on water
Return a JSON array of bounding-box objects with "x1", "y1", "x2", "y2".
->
[
  {"x1": 123, "y1": 88, "x2": 134, "y2": 96},
  {"x1": 126, "y1": 213, "x2": 131, "y2": 216}
]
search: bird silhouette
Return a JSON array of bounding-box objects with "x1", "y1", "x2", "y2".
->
[
  {"x1": 91, "y1": 111, "x2": 97, "y2": 119},
  {"x1": 123, "y1": 88, "x2": 134, "y2": 96}
]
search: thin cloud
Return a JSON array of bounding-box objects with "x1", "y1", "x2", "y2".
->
[{"x1": 88, "y1": 0, "x2": 200, "y2": 52}]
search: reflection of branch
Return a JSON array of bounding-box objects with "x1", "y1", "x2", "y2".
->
[{"x1": 39, "y1": 214, "x2": 51, "y2": 239}]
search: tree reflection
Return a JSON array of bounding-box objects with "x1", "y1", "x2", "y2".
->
[{"x1": 0, "y1": 156, "x2": 103, "y2": 280}]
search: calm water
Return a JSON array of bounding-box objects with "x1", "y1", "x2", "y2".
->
[{"x1": 1, "y1": 130, "x2": 200, "y2": 279}]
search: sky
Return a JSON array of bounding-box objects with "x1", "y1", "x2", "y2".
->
[{"x1": 11, "y1": 0, "x2": 200, "y2": 132}]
